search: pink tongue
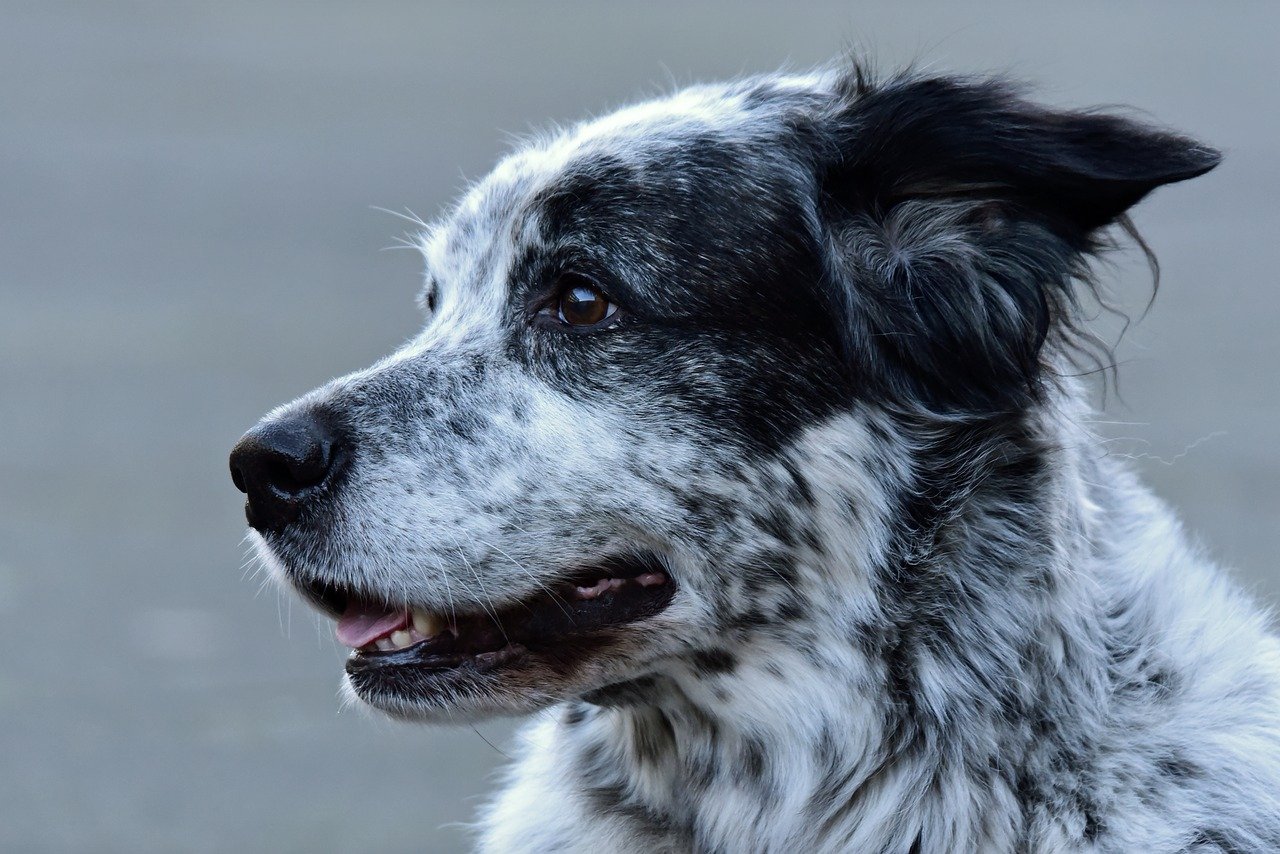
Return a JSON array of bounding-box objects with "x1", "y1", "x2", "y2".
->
[{"x1": 336, "y1": 602, "x2": 409, "y2": 648}]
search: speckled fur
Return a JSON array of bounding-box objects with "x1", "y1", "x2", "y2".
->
[{"x1": 248, "y1": 64, "x2": 1280, "y2": 851}]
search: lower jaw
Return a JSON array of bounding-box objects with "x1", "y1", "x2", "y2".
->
[
  {"x1": 342, "y1": 609, "x2": 677, "y2": 718},
  {"x1": 346, "y1": 639, "x2": 529, "y2": 677},
  {"x1": 345, "y1": 574, "x2": 675, "y2": 710},
  {"x1": 343, "y1": 645, "x2": 588, "y2": 720}
]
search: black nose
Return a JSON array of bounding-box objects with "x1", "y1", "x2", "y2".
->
[{"x1": 229, "y1": 413, "x2": 342, "y2": 531}]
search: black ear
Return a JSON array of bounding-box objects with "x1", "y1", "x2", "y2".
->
[{"x1": 816, "y1": 71, "x2": 1220, "y2": 411}]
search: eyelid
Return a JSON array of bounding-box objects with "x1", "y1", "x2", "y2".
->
[
  {"x1": 530, "y1": 270, "x2": 609, "y2": 312},
  {"x1": 557, "y1": 270, "x2": 604, "y2": 295}
]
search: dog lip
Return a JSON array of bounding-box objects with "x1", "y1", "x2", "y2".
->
[
  {"x1": 293, "y1": 553, "x2": 672, "y2": 625},
  {"x1": 329, "y1": 553, "x2": 676, "y2": 686},
  {"x1": 346, "y1": 640, "x2": 529, "y2": 675}
]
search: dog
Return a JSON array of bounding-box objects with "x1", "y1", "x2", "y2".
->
[{"x1": 230, "y1": 61, "x2": 1280, "y2": 852}]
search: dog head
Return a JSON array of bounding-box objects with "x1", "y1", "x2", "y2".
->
[{"x1": 230, "y1": 65, "x2": 1217, "y2": 721}]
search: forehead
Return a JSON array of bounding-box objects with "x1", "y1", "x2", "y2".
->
[{"x1": 419, "y1": 74, "x2": 826, "y2": 282}]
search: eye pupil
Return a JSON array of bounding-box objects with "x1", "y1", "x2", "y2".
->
[{"x1": 560, "y1": 283, "x2": 609, "y2": 326}]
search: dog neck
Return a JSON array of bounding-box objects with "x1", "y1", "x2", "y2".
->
[{"x1": 563, "y1": 395, "x2": 1119, "y2": 849}]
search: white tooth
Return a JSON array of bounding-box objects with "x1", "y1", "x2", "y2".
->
[
  {"x1": 412, "y1": 609, "x2": 443, "y2": 638},
  {"x1": 391, "y1": 630, "x2": 413, "y2": 648},
  {"x1": 375, "y1": 637, "x2": 395, "y2": 652}
]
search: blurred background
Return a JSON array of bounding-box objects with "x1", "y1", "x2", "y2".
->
[{"x1": 2, "y1": 2, "x2": 1277, "y2": 851}]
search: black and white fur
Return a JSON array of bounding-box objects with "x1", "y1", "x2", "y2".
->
[{"x1": 244, "y1": 63, "x2": 1280, "y2": 851}]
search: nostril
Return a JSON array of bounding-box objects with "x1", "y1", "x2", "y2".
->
[
  {"x1": 264, "y1": 458, "x2": 300, "y2": 493},
  {"x1": 268, "y1": 443, "x2": 330, "y2": 493},
  {"x1": 230, "y1": 461, "x2": 248, "y2": 494}
]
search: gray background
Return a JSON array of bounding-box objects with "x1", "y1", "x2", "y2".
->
[{"x1": 2, "y1": 2, "x2": 1277, "y2": 852}]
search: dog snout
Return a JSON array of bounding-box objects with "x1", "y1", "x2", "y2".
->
[{"x1": 229, "y1": 412, "x2": 344, "y2": 531}]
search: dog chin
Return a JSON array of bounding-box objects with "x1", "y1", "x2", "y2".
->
[
  {"x1": 342, "y1": 668, "x2": 568, "y2": 722},
  {"x1": 340, "y1": 641, "x2": 659, "y2": 722}
]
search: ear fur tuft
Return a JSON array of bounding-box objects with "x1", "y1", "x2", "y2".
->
[{"x1": 813, "y1": 67, "x2": 1219, "y2": 411}]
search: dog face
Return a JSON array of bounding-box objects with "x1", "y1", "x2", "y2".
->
[{"x1": 230, "y1": 68, "x2": 1217, "y2": 720}]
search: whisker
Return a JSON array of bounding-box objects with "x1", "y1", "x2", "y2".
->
[
  {"x1": 443, "y1": 494, "x2": 577, "y2": 620},
  {"x1": 475, "y1": 537, "x2": 576, "y2": 621},
  {"x1": 368, "y1": 204, "x2": 430, "y2": 230},
  {"x1": 445, "y1": 533, "x2": 509, "y2": 645}
]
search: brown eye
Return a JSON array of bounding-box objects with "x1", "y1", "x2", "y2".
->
[{"x1": 554, "y1": 277, "x2": 617, "y2": 327}]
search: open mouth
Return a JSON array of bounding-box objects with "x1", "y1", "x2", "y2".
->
[{"x1": 294, "y1": 554, "x2": 675, "y2": 689}]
